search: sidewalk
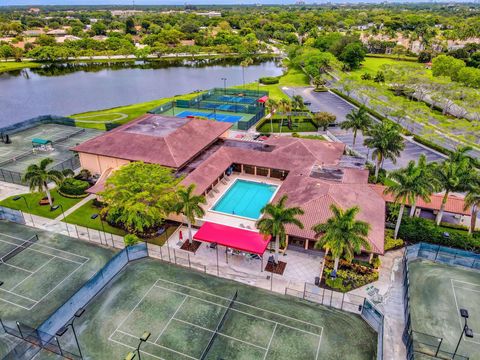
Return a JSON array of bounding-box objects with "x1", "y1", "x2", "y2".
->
[{"x1": 53, "y1": 194, "x2": 95, "y2": 221}]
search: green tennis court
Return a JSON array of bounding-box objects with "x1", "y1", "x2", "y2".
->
[
  {"x1": 70, "y1": 258, "x2": 377, "y2": 359},
  {"x1": 408, "y1": 259, "x2": 480, "y2": 360}
]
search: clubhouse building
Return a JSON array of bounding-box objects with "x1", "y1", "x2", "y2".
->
[{"x1": 73, "y1": 114, "x2": 386, "y2": 255}]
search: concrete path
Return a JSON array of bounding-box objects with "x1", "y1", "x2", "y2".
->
[
  {"x1": 0, "y1": 181, "x2": 29, "y2": 201},
  {"x1": 54, "y1": 194, "x2": 95, "y2": 221}
]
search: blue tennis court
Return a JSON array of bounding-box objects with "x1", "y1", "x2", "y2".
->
[
  {"x1": 217, "y1": 95, "x2": 256, "y2": 104},
  {"x1": 176, "y1": 111, "x2": 242, "y2": 123}
]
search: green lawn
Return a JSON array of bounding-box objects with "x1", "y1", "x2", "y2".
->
[
  {"x1": 292, "y1": 133, "x2": 329, "y2": 141},
  {"x1": 257, "y1": 116, "x2": 317, "y2": 133},
  {"x1": 0, "y1": 189, "x2": 83, "y2": 219},
  {"x1": 348, "y1": 57, "x2": 428, "y2": 80},
  {"x1": 0, "y1": 61, "x2": 41, "y2": 73},
  {"x1": 63, "y1": 199, "x2": 127, "y2": 236}
]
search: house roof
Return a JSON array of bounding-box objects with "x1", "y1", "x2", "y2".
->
[
  {"x1": 73, "y1": 114, "x2": 232, "y2": 169},
  {"x1": 371, "y1": 185, "x2": 470, "y2": 216}
]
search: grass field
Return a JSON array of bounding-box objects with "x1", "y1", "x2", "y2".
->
[
  {"x1": 408, "y1": 259, "x2": 480, "y2": 360},
  {"x1": 0, "y1": 61, "x2": 40, "y2": 73},
  {"x1": 0, "y1": 189, "x2": 83, "y2": 219},
  {"x1": 65, "y1": 258, "x2": 377, "y2": 359},
  {"x1": 348, "y1": 57, "x2": 426, "y2": 80},
  {"x1": 0, "y1": 221, "x2": 116, "y2": 357},
  {"x1": 257, "y1": 116, "x2": 317, "y2": 133}
]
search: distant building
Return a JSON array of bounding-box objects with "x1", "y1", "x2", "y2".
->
[
  {"x1": 194, "y1": 11, "x2": 221, "y2": 17},
  {"x1": 56, "y1": 35, "x2": 81, "y2": 43},
  {"x1": 46, "y1": 29, "x2": 69, "y2": 37},
  {"x1": 110, "y1": 10, "x2": 144, "y2": 17},
  {"x1": 23, "y1": 29, "x2": 45, "y2": 37},
  {"x1": 27, "y1": 8, "x2": 40, "y2": 14}
]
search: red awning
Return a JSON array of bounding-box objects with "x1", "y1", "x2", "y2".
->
[
  {"x1": 193, "y1": 222, "x2": 270, "y2": 255},
  {"x1": 257, "y1": 96, "x2": 269, "y2": 103}
]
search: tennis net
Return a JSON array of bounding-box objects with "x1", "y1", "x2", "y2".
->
[
  {"x1": 200, "y1": 290, "x2": 238, "y2": 360},
  {"x1": 0, "y1": 233, "x2": 39, "y2": 263},
  {"x1": 0, "y1": 149, "x2": 35, "y2": 167},
  {"x1": 52, "y1": 128, "x2": 85, "y2": 145}
]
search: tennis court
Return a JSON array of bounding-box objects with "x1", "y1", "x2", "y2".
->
[
  {"x1": 216, "y1": 95, "x2": 257, "y2": 104},
  {"x1": 176, "y1": 110, "x2": 242, "y2": 123},
  {"x1": 72, "y1": 258, "x2": 377, "y2": 359},
  {"x1": 0, "y1": 123, "x2": 102, "y2": 174},
  {"x1": 0, "y1": 221, "x2": 116, "y2": 328},
  {"x1": 408, "y1": 259, "x2": 480, "y2": 359}
]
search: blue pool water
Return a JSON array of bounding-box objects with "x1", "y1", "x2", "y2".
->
[{"x1": 212, "y1": 179, "x2": 278, "y2": 219}]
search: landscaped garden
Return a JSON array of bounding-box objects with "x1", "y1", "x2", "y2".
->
[{"x1": 256, "y1": 115, "x2": 317, "y2": 133}]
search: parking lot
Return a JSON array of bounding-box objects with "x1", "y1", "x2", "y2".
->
[{"x1": 282, "y1": 87, "x2": 446, "y2": 170}]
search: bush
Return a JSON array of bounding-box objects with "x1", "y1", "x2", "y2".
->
[
  {"x1": 259, "y1": 76, "x2": 280, "y2": 84},
  {"x1": 124, "y1": 234, "x2": 141, "y2": 247},
  {"x1": 326, "y1": 277, "x2": 351, "y2": 292},
  {"x1": 398, "y1": 216, "x2": 480, "y2": 252},
  {"x1": 385, "y1": 229, "x2": 405, "y2": 251},
  {"x1": 371, "y1": 255, "x2": 381, "y2": 269},
  {"x1": 323, "y1": 257, "x2": 379, "y2": 291},
  {"x1": 59, "y1": 178, "x2": 89, "y2": 196}
]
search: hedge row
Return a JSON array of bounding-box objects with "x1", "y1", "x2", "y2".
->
[
  {"x1": 259, "y1": 76, "x2": 280, "y2": 84},
  {"x1": 59, "y1": 178, "x2": 90, "y2": 196},
  {"x1": 398, "y1": 216, "x2": 480, "y2": 253}
]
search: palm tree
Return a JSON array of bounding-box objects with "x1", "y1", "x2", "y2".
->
[
  {"x1": 313, "y1": 75, "x2": 326, "y2": 91},
  {"x1": 312, "y1": 204, "x2": 371, "y2": 274},
  {"x1": 340, "y1": 106, "x2": 372, "y2": 147},
  {"x1": 256, "y1": 195, "x2": 304, "y2": 264},
  {"x1": 364, "y1": 122, "x2": 405, "y2": 182},
  {"x1": 464, "y1": 181, "x2": 480, "y2": 234},
  {"x1": 408, "y1": 155, "x2": 437, "y2": 217},
  {"x1": 23, "y1": 158, "x2": 64, "y2": 207},
  {"x1": 240, "y1": 57, "x2": 253, "y2": 88},
  {"x1": 174, "y1": 184, "x2": 206, "y2": 245},
  {"x1": 278, "y1": 98, "x2": 291, "y2": 133},
  {"x1": 385, "y1": 155, "x2": 436, "y2": 239},
  {"x1": 433, "y1": 146, "x2": 475, "y2": 225},
  {"x1": 265, "y1": 99, "x2": 278, "y2": 133},
  {"x1": 292, "y1": 95, "x2": 305, "y2": 111}
]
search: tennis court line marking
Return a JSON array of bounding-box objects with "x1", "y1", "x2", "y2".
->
[
  {"x1": 9, "y1": 258, "x2": 55, "y2": 292},
  {"x1": 108, "y1": 336, "x2": 166, "y2": 360},
  {"x1": 153, "y1": 277, "x2": 324, "y2": 333},
  {"x1": 263, "y1": 323, "x2": 277, "y2": 360},
  {"x1": 154, "y1": 296, "x2": 188, "y2": 343},
  {"x1": 0, "y1": 262, "x2": 34, "y2": 273},
  {"x1": 450, "y1": 279, "x2": 480, "y2": 345},
  {"x1": 154, "y1": 283, "x2": 322, "y2": 337}
]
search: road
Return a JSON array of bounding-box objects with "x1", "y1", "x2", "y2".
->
[{"x1": 282, "y1": 86, "x2": 446, "y2": 171}]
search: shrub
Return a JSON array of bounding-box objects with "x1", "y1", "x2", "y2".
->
[
  {"x1": 259, "y1": 76, "x2": 280, "y2": 84},
  {"x1": 124, "y1": 234, "x2": 141, "y2": 247},
  {"x1": 398, "y1": 216, "x2": 480, "y2": 253},
  {"x1": 371, "y1": 255, "x2": 381, "y2": 269},
  {"x1": 323, "y1": 256, "x2": 379, "y2": 291},
  {"x1": 326, "y1": 277, "x2": 351, "y2": 292},
  {"x1": 385, "y1": 229, "x2": 405, "y2": 251},
  {"x1": 59, "y1": 178, "x2": 89, "y2": 196}
]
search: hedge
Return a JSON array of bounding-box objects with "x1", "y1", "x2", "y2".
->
[
  {"x1": 398, "y1": 216, "x2": 480, "y2": 253},
  {"x1": 259, "y1": 76, "x2": 280, "y2": 85},
  {"x1": 59, "y1": 178, "x2": 90, "y2": 196}
]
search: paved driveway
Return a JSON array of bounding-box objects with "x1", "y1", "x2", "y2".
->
[{"x1": 282, "y1": 86, "x2": 446, "y2": 171}]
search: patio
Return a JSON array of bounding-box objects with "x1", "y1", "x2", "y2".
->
[{"x1": 159, "y1": 225, "x2": 324, "y2": 290}]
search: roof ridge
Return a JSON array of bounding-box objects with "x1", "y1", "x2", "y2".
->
[{"x1": 161, "y1": 136, "x2": 178, "y2": 166}]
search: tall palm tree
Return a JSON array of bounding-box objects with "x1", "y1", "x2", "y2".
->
[
  {"x1": 364, "y1": 122, "x2": 405, "y2": 182},
  {"x1": 408, "y1": 155, "x2": 437, "y2": 217},
  {"x1": 385, "y1": 155, "x2": 436, "y2": 239},
  {"x1": 291, "y1": 95, "x2": 305, "y2": 111},
  {"x1": 312, "y1": 204, "x2": 371, "y2": 274},
  {"x1": 464, "y1": 181, "x2": 480, "y2": 234},
  {"x1": 257, "y1": 195, "x2": 304, "y2": 264},
  {"x1": 433, "y1": 146, "x2": 475, "y2": 225},
  {"x1": 265, "y1": 98, "x2": 278, "y2": 133},
  {"x1": 340, "y1": 106, "x2": 372, "y2": 147},
  {"x1": 278, "y1": 98, "x2": 291, "y2": 133},
  {"x1": 174, "y1": 184, "x2": 206, "y2": 245},
  {"x1": 240, "y1": 57, "x2": 253, "y2": 88},
  {"x1": 23, "y1": 158, "x2": 64, "y2": 207}
]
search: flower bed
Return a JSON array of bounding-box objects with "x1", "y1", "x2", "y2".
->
[{"x1": 322, "y1": 257, "x2": 379, "y2": 292}]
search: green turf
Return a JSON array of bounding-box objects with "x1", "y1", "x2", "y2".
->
[
  {"x1": 71, "y1": 258, "x2": 377, "y2": 359},
  {"x1": 408, "y1": 259, "x2": 480, "y2": 360},
  {"x1": 0, "y1": 221, "x2": 116, "y2": 342},
  {"x1": 0, "y1": 189, "x2": 83, "y2": 219},
  {"x1": 63, "y1": 199, "x2": 126, "y2": 236},
  {"x1": 0, "y1": 61, "x2": 41, "y2": 73},
  {"x1": 257, "y1": 116, "x2": 317, "y2": 133}
]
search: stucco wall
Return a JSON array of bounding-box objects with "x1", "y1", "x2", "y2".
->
[{"x1": 78, "y1": 152, "x2": 130, "y2": 175}]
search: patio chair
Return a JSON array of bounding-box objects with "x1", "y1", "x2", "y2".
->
[
  {"x1": 267, "y1": 255, "x2": 275, "y2": 265},
  {"x1": 209, "y1": 243, "x2": 217, "y2": 250}
]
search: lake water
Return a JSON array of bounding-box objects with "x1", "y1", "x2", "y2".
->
[{"x1": 0, "y1": 58, "x2": 282, "y2": 127}]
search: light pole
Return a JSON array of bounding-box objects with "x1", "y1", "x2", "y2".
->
[
  {"x1": 221, "y1": 77, "x2": 227, "y2": 94},
  {"x1": 56, "y1": 308, "x2": 85, "y2": 359},
  {"x1": 91, "y1": 213, "x2": 110, "y2": 246},
  {"x1": 50, "y1": 204, "x2": 70, "y2": 237},
  {"x1": 124, "y1": 331, "x2": 150, "y2": 360},
  {"x1": 452, "y1": 308, "x2": 474, "y2": 359},
  {"x1": 13, "y1": 195, "x2": 35, "y2": 226}
]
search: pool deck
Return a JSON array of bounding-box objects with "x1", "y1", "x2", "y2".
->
[{"x1": 202, "y1": 173, "x2": 283, "y2": 229}]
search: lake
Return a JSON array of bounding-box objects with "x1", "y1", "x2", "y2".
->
[{"x1": 0, "y1": 58, "x2": 283, "y2": 127}]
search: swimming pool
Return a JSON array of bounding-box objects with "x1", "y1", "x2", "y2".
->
[{"x1": 212, "y1": 179, "x2": 278, "y2": 220}]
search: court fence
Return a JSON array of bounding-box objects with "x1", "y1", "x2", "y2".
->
[
  {"x1": 0, "y1": 115, "x2": 76, "y2": 136},
  {"x1": 402, "y1": 243, "x2": 475, "y2": 360},
  {"x1": 0, "y1": 206, "x2": 25, "y2": 224}
]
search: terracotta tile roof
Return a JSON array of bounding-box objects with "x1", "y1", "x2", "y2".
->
[
  {"x1": 73, "y1": 114, "x2": 232, "y2": 169},
  {"x1": 371, "y1": 185, "x2": 470, "y2": 216},
  {"x1": 277, "y1": 175, "x2": 385, "y2": 254}
]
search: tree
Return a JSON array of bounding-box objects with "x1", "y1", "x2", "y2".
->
[
  {"x1": 23, "y1": 158, "x2": 64, "y2": 207},
  {"x1": 313, "y1": 112, "x2": 336, "y2": 131},
  {"x1": 291, "y1": 95, "x2": 305, "y2": 111},
  {"x1": 100, "y1": 162, "x2": 181, "y2": 235},
  {"x1": 256, "y1": 195, "x2": 304, "y2": 264},
  {"x1": 433, "y1": 146, "x2": 476, "y2": 225},
  {"x1": 313, "y1": 75, "x2": 326, "y2": 91},
  {"x1": 339, "y1": 42, "x2": 366, "y2": 70},
  {"x1": 278, "y1": 98, "x2": 291, "y2": 133},
  {"x1": 340, "y1": 106, "x2": 372, "y2": 147},
  {"x1": 385, "y1": 155, "x2": 436, "y2": 239},
  {"x1": 174, "y1": 184, "x2": 206, "y2": 245},
  {"x1": 431, "y1": 55, "x2": 466, "y2": 81},
  {"x1": 464, "y1": 179, "x2": 480, "y2": 234},
  {"x1": 364, "y1": 122, "x2": 405, "y2": 182},
  {"x1": 125, "y1": 17, "x2": 136, "y2": 35},
  {"x1": 312, "y1": 204, "x2": 370, "y2": 274}
]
